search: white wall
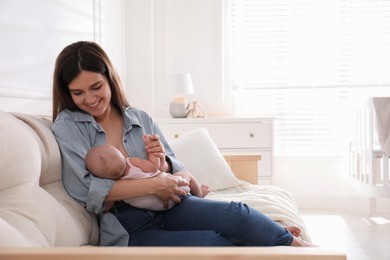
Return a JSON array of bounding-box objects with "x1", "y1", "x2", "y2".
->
[
  {"x1": 124, "y1": 0, "x2": 233, "y2": 118},
  {"x1": 124, "y1": 0, "x2": 155, "y2": 115},
  {"x1": 0, "y1": 0, "x2": 125, "y2": 115}
]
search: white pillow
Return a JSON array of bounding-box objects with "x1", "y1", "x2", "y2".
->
[{"x1": 169, "y1": 128, "x2": 241, "y2": 191}]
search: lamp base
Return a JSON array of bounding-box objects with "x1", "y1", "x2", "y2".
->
[{"x1": 169, "y1": 97, "x2": 189, "y2": 118}]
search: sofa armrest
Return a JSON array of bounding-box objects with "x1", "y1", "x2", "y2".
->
[{"x1": 0, "y1": 246, "x2": 346, "y2": 260}]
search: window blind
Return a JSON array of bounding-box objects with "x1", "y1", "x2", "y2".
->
[{"x1": 227, "y1": 0, "x2": 390, "y2": 156}]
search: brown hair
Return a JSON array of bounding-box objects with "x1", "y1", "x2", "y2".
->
[{"x1": 52, "y1": 41, "x2": 129, "y2": 120}]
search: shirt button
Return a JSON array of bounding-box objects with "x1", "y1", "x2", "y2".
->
[{"x1": 124, "y1": 139, "x2": 128, "y2": 143}]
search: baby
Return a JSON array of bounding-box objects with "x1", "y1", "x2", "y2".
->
[{"x1": 85, "y1": 135, "x2": 209, "y2": 211}]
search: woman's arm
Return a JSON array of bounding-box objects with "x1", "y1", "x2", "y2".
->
[
  {"x1": 106, "y1": 172, "x2": 189, "y2": 206},
  {"x1": 51, "y1": 111, "x2": 113, "y2": 214}
]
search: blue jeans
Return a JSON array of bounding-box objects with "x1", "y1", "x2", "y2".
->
[{"x1": 112, "y1": 195, "x2": 293, "y2": 246}]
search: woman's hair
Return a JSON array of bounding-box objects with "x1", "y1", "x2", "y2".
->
[{"x1": 52, "y1": 41, "x2": 130, "y2": 120}]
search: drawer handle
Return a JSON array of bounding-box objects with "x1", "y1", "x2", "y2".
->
[
  {"x1": 249, "y1": 133, "x2": 254, "y2": 138},
  {"x1": 174, "y1": 134, "x2": 179, "y2": 139}
]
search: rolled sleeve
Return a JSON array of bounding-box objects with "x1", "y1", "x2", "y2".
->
[
  {"x1": 87, "y1": 176, "x2": 114, "y2": 213},
  {"x1": 165, "y1": 154, "x2": 185, "y2": 173}
]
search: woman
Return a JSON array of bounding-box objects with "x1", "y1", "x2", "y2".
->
[{"x1": 51, "y1": 41, "x2": 311, "y2": 246}]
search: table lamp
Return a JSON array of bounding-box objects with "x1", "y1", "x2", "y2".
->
[{"x1": 169, "y1": 73, "x2": 195, "y2": 118}]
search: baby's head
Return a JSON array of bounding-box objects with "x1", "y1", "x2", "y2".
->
[{"x1": 85, "y1": 144, "x2": 127, "y2": 180}]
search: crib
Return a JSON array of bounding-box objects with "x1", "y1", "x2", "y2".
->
[{"x1": 349, "y1": 97, "x2": 390, "y2": 213}]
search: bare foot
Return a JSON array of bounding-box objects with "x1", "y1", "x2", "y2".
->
[
  {"x1": 285, "y1": 226, "x2": 301, "y2": 237},
  {"x1": 285, "y1": 226, "x2": 318, "y2": 247},
  {"x1": 200, "y1": 184, "x2": 210, "y2": 198}
]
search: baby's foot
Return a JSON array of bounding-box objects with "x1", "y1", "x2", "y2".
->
[{"x1": 200, "y1": 184, "x2": 210, "y2": 198}]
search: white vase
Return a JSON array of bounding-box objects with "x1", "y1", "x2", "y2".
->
[{"x1": 170, "y1": 97, "x2": 189, "y2": 118}]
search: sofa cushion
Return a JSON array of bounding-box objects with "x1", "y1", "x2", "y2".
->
[
  {"x1": 0, "y1": 218, "x2": 31, "y2": 246},
  {"x1": 0, "y1": 111, "x2": 41, "y2": 190},
  {"x1": 0, "y1": 110, "x2": 99, "y2": 246},
  {"x1": 169, "y1": 128, "x2": 241, "y2": 191},
  {"x1": 12, "y1": 113, "x2": 62, "y2": 186}
]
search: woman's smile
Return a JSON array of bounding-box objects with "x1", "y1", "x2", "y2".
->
[
  {"x1": 86, "y1": 99, "x2": 100, "y2": 109},
  {"x1": 68, "y1": 70, "x2": 112, "y2": 118}
]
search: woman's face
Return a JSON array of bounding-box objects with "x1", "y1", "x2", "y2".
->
[{"x1": 68, "y1": 70, "x2": 112, "y2": 120}]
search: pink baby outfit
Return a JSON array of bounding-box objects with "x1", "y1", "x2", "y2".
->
[{"x1": 122, "y1": 158, "x2": 190, "y2": 211}]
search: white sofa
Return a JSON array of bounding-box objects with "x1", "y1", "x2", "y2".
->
[
  {"x1": 0, "y1": 110, "x2": 346, "y2": 259},
  {"x1": 0, "y1": 110, "x2": 99, "y2": 246}
]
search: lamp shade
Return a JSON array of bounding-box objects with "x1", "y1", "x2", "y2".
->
[{"x1": 171, "y1": 73, "x2": 195, "y2": 95}]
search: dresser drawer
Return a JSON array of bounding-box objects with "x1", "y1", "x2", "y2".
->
[{"x1": 158, "y1": 122, "x2": 272, "y2": 149}]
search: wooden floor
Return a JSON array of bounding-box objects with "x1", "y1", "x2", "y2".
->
[{"x1": 301, "y1": 210, "x2": 390, "y2": 260}]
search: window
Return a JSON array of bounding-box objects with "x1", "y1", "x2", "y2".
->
[
  {"x1": 226, "y1": 0, "x2": 390, "y2": 156},
  {"x1": 0, "y1": 0, "x2": 101, "y2": 99}
]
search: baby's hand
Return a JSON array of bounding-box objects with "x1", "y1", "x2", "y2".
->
[
  {"x1": 143, "y1": 134, "x2": 154, "y2": 145},
  {"x1": 154, "y1": 152, "x2": 166, "y2": 162},
  {"x1": 144, "y1": 134, "x2": 168, "y2": 172}
]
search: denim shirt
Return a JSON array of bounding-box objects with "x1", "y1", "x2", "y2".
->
[{"x1": 51, "y1": 107, "x2": 185, "y2": 246}]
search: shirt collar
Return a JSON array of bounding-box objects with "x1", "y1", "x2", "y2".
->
[
  {"x1": 123, "y1": 107, "x2": 142, "y2": 132},
  {"x1": 70, "y1": 110, "x2": 95, "y2": 122}
]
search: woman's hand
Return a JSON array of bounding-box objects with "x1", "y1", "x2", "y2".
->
[
  {"x1": 152, "y1": 172, "x2": 190, "y2": 209},
  {"x1": 144, "y1": 134, "x2": 170, "y2": 172},
  {"x1": 172, "y1": 170, "x2": 192, "y2": 183}
]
